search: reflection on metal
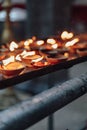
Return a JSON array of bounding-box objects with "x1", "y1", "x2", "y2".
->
[
  {"x1": 1, "y1": 0, "x2": 14, "y2": 44},
  {"x1": 0, "y1": 72, "x2": 87, "y2": 130}
]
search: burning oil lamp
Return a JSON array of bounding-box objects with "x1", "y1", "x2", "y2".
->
[
  {"x1": 65, "y1": 38, "x2": 79, "y2": 56},
  {"x1": 61, "y1": 31, "x2": 74, "y2": 41},
  {"x1": 39, "y1": 38, "x2": 59, "y2": 56},
  {"x1": 29, "y1": 40, "x2": 45, "y2": 50},
  {"x1": 9, "y1": 41, "x2": 18, "y2": 51},
  {"x1": 8, "y1": 41, "x2": 23, "y2": 56},
  {"x1": 21, "y1": 37, "x2": 44, "y2": 50},
  {"x1": 0, "y1": 56, "x2": 25, "y2": 78},
  {"x1": 46, "y1": 53, "x2": 68, "y2": 64},
  {"x1": 20, "y1": 50, "x2": 40, "y2": 67},
  {"x1": 59, "y1": 31, "x2": 74, "y2": 48},
  {"x1": 67, "y1": 34, "x2": 87, "y2": 56},
  {"x1": 23, "y1": 39, "x2": 33, "y2": 50},
  {"x1": 31, "y1": 56, "x2": 50, "y2": 67}
]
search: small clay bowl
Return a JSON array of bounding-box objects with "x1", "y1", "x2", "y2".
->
[
  {"x1": 32, "y1": 58, "x2": 50, "y2": 67},
  {"x1": 76, "y1": 48, "x2": 87, "y2": 57},
  {"x1": 0, "y1": 61, "x2": 25, "y2": 78},
  {"x1": 22, "y1": 55, "x2": 42, "y2": 67},
  {"x1": 46, "y1": 55, "x2": 68, "y2": 64}
]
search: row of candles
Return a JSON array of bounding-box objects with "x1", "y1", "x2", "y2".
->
[{"x1": 0, "y1": 31, "x2": 87, "y2": 78}]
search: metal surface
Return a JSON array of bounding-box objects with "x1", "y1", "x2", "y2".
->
[
  {"x1": 0, "y1": 55, "x2": 87, "y2": 89},
  {"x1": 0, "y1": 72, "x2": 87, "y2": 130}
]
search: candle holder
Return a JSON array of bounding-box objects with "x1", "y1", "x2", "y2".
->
[{"x1": 0, "y1": 61, "x2": 25, "y2": 78}]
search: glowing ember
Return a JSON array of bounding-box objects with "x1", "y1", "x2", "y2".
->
[
  {"x1": 65, "y1": 38, "x2": 79, "y2": 47},
  {"x1": 47, "y1": 38, "x2": 56, "y2": 44},
  {"x1": 2, "y1": 56, "x2": 15, "y2": 66},
  {"x1": 61, "y1": 31, "x2": 74, "y2": 40},
  {"x1": 9, "y1": 41, "x2": 18, "y2": 51}
]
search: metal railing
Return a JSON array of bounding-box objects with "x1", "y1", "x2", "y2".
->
[{"x1": 0, "y1": 72, "x2": 87, "y2": 130}]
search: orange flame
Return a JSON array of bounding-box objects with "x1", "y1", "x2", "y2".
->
[
  {"x1": 47, "y1": 38, "x2": 56, "y2": 44},
  {"x1": 9, "y1": 41, "x2": 18, "y2": 51},
  {"x1": 15, "y1": 50, "x2": 36, "y2": 61},
  {"x1": 24, "y1": 39, "x2": 33, "y2": 46},
  {"x1": 36, "y1": 40, "x2": 44, "y2": 46},
  {"x1": 22, "y1": 51, "x2": 36, "y2": 58},
  {"x1": 32, "y1": 56, "x2": 43, "y2": 63},
  {"x1": 15, "y1": 55, "x2": 22, "y2": 61},
  {"x1": 51, "y1": 44, "x2": 58, "y2": 49},
  {"x1": 2, "y1": 56, "x2": 15, "y2": 66},
  {"x1": 65, "y1": 38, "x2": 79, "y2": 47},
  {"x1": 61, "y1": 31, "x2": 74, "y2": 40}
]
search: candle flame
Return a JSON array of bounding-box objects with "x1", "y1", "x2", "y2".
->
[
  {"x1": 9, "y1": 41, "x2": 18, "y2": 51},
  {"x1": 22, "y1": 51, "x2": 36, "y2": 58},
  {"x1": 65, "y1": 38, "x2": 79, "y2": 47},
  {"x1": 2, "y1": 56, "x2": 15, "y2": 66},
  {"x1": 24, "y1": 39, "x2": 33, "y2": 46},
  {"x1": 32, "y1": 56, "x2": 43, "y2": 63},
  {"x1": 15, "y1": 50, "x2": 36, "y2": 60},
  {"x1": 61, "y1": 31, "x2": 74, "y2": 40},
  {"x1": 36, "y1": 40, "x2": 44, "y2": 45},
  {"x1": 51, "y1": 44, "x2": 58, "y2": 49},
  {"x1": 47, "y1": 38, "x2": 56, "y2": 44},
  {"x1": 15, "y1": 54, "x2": 22, "y2": 61}
]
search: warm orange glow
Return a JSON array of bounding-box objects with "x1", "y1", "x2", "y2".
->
[
  {"x1": 2, "y1": 56, "x2": 15, "y2": 66},
  {"x1": 2, "y1": 62, "x2": 24, "y2": 70},
  {"x1": 36, "y1": 40, "x2": 44, "y2": 46},
  {"x1": 64, "y1": 52, "x2": 69, "y2": 58},
  {"x1": 65, "y1": 38, "x2": 79, "y2": 47},
  {"x1": 9, "y1": 41, "x2": 18, "y2": 51},
  {"x1": 61, "y1": 31, "x2": 74, "y2": 40},
  {"x1": 51, "y1": 44, "x2": 58, "y2": 49},
  {"x1": 47, "y1": 38, "x2": 56, "y2": 44}
]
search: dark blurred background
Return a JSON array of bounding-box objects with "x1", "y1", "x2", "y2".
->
[
  {"x1": 0, "y1": 0, "x2": 74, "y2": 42},
  {"x1": 0, "y1": 0, "x2": 87, "y2": 42}
]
